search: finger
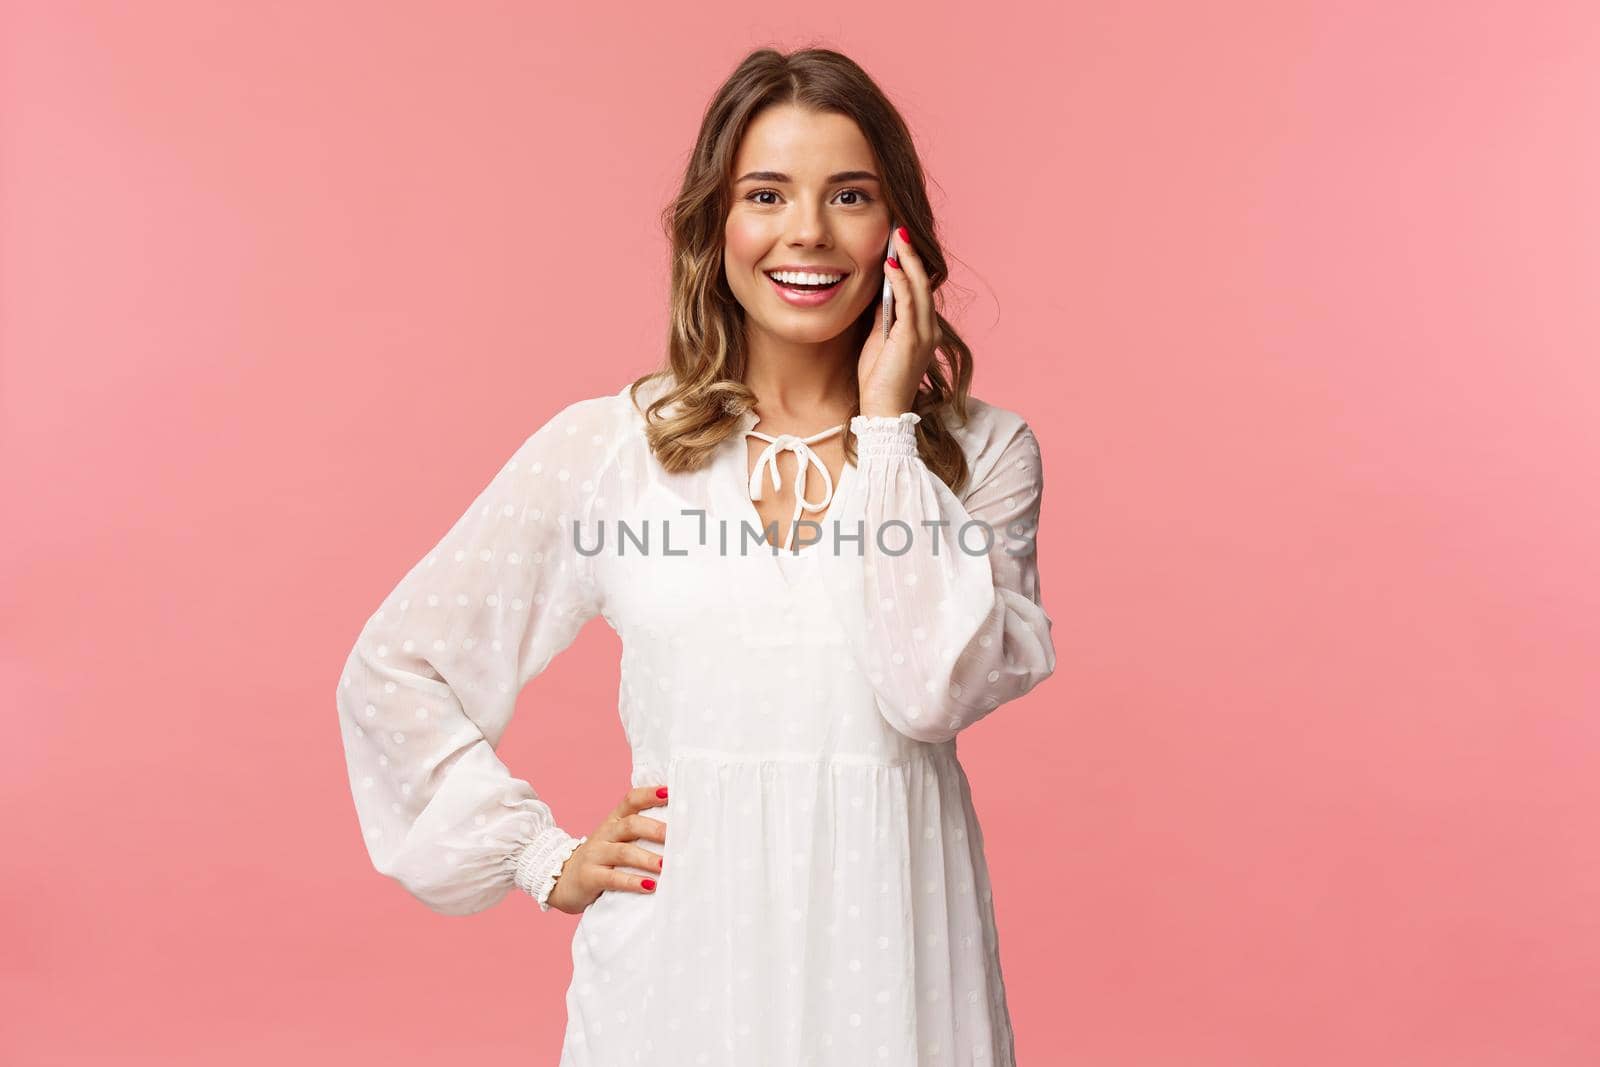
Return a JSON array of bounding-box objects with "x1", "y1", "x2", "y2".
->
[
  {"x1": 600, "y1": 867, "x2": 658, "y2": 894},
  {"x1": 883, "y1": 250, "x2": 913, "y2": 338},
  {"x1": 597, "y1": 839, "x2": 664, "y2": 872},
  {"x1": 622, "y1": 842, "x2": 665, "y2": 873},
  {"x1": 618, "y1": 812, "x2": 668, "y2": 845},
  {"x1": 613, "y1": 784, "x2": 669, "y2": 819},
  {"x1": 891, "y1": 229, "x2": 936, "y2": 342},
  {"x1": 628, "y1": 814, "x2": 663, "y2": 843}
]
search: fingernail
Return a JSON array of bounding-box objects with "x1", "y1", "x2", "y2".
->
[
  {"x1": 897, "y1": 227, "x2": 909, "y2": 242},
  {"x1": 886, "y1": 257, "x2": 900, "y2": 269},
  {"x1": 657, "y1": 787, "x2": 668, "y2": 798},
  {"x1": 642, "y1": 878, "x2": 657, "y2": 891}
]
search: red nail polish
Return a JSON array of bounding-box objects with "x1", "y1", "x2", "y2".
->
[
  {"x1": 886, "y1": 256, "x2": 900, "y2": 269},
  {"x1": 897, "y1": 226, "x2": 909, "y2": 242},
  {"x1": 657, "y1": 787, "x2": 668, "y2": 798},
  {"x1": 642, "y1": 878, "x2": 657, "y2": 891}
]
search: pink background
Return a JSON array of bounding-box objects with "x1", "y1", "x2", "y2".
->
[{"x1": 4, "y1": 2, "x2": 1598, "y2": 1064}]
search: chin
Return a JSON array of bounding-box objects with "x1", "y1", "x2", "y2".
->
[{"x1": 767, "y1": 319, "x2": 852, "y2": 344}]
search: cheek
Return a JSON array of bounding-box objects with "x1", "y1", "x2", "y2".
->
[
  {"x1": 850, "y1": 233, "x2": 888, "y2": 270},
  {"x1": 723, "y1": 218, "x2": 769, "y2": 271}
]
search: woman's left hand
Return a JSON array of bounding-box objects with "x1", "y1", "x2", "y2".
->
[{"x1": 857, "y1": 226, "x2": 943, "y2": 418}]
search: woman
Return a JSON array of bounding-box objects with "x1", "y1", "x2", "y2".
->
[{"x1": 335, "y1": 46, "x2": 1057, "y2": 1065}]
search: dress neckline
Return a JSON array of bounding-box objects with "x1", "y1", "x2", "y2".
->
[{"x1": 735, "y1": 409, "x2": 851, "y2": 555}]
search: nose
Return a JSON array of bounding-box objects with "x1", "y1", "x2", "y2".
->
[{"x1": 785, "y1": 202, "x2": 831, "y2": 247}]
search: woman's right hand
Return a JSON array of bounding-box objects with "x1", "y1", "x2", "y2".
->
[{"x1": 545, "y1": 785, "x2": 669, "y2": 915}]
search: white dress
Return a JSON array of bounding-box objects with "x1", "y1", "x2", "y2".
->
[{"x1": 335, "y1": 372, "x2": 1058, "y2": 1065}]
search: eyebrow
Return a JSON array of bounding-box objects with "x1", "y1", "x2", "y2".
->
[{"x1": 734, "y1": 170, "x2": 881, "y2": 185}]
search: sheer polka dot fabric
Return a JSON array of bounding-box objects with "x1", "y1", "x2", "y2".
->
[{"x1": 336, "y1": 376, "x2": 1057, "y2": 1065}]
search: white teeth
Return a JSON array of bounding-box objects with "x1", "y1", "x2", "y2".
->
[{"x1": 767, "y1": 270, "x2": 844, "y2": 286}]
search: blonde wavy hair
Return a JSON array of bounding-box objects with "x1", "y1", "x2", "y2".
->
[{"x1": 628, "y1": 46, "x2": 976, "y2": 495}]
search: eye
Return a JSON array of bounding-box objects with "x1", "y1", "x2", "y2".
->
[{"x1": 745, "y1": 188, "x2": 876, "y2": 206}]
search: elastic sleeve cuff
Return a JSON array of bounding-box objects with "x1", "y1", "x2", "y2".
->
[
  {"x1": 851, "y1": 412, "x2": 921, "y2": 458},
  {"x1": 513, "y1": 825, "x2": 586, "y2": 913}
]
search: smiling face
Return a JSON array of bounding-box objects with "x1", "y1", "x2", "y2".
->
[{"x1": 724, "y1": 104, "x2": 892, "y2": 348}]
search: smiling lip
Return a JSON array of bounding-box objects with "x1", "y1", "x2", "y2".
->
[
  {"x1": 763, "y1": 265, "x2": 851, "y2": 275},
  {"x1": 766, "y1": 271, "x2": 847, "y2": 307}
]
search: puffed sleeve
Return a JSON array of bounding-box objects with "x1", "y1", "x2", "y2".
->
[
  {"x1": 334, "y1": 397, "x2": 613, "y2": 915},
  {"x1": 818, "y1": 410, "x2": 1057, "y2": 743}
]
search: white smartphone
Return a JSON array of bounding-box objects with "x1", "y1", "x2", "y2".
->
[{"x1": 881, "y1": 223, "x2": 897, "y2": 341}]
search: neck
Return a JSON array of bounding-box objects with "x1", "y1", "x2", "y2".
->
[{"x1": 741, "y1": 327, "x2": 858, "y2": 425}]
